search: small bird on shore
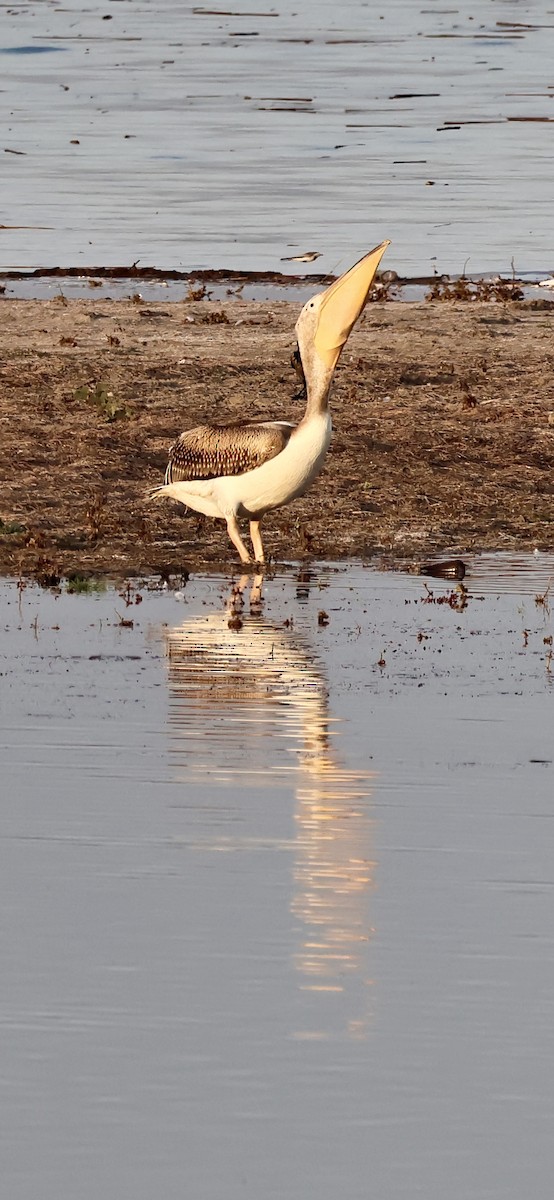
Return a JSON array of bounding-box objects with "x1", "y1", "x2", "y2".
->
[
  {"x1": 281, "y1": 251, "x2": 322, "y2": 263},
  {"x1": 149, "y1": 240, "x2": 390, "y2": 564}
]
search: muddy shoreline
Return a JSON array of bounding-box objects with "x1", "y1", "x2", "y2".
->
[{"x1": 1, "y1": 297, "x2": 554, "y2": 580}]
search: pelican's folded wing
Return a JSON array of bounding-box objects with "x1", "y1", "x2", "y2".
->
[{"x1": 165, "y1": 422, "x2": 294, "y2": 484}]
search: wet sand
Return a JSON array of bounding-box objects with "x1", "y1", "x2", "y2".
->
[{"x1": 2, "y1": 296, "x2": 554, "y2": 579}]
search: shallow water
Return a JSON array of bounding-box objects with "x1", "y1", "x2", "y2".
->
[
  {"x1": 3, "y1": 273, "x2": 554, "y2": 304},
  {"x1": 1, "y1": 557, "x2": 554, "y2": 1198},
  {"x1": 2, "y1": 0, "x2": 554, "y2": 277}
]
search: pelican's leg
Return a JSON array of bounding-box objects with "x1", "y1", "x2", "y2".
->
[
  {"x1": 226, "y1": 516, "x2": 251, "y2": 564},
  {"x1": 249, "y1": 520, "x2": 265, "y2": 564}
]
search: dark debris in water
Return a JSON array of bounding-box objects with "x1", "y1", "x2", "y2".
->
[
  {"x1": 420, "y1": 559, "x2": 466, "y2": 581},
  {"x1": 65, "y1": 574, "x2": 106, "y2": 595},
  {"x1": 425, "y1": 275, "x2": 524, "y2": 302},
  {"x1": 421, "y1": 584, "x2": 469, "y2": 611}
]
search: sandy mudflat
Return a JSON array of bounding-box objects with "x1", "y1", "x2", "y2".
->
[{"x1": 1, "y1": 296, "x2": 554, "y2": 579}]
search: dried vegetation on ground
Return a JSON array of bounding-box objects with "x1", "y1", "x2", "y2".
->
[{"x1": 1, "y1": 296, "x2": 554, "y2": 579}]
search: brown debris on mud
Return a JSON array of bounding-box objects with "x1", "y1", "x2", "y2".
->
[{"x1": 1, "y1": 297, "x2": 554, "y2": 579}]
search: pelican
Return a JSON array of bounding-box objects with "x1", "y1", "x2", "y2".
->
[{"x1": 150, "y1": 240, "x2": 390, "y2": 564}]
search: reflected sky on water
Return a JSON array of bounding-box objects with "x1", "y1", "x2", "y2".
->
[{"x1": 1, "y1": 559, "x2": 554, "y2": 1198}]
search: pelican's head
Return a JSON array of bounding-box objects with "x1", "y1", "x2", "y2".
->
[{"x1": 295, "y1": 240, "x2": 391, "y2": 394}]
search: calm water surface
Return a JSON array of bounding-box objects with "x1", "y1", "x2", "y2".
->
[
  {"x1": 1, "y1": 557, "x2": 554, "y2": 1198},
  {"x1": 2, "y1": 0, "x2": 554, "y2": 276}
]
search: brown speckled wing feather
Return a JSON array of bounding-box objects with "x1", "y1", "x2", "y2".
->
[{"x1": 165, "y1": 422, "x2": 293, "y2": 484}]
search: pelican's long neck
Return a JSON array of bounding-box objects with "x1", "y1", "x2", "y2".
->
[
  {"x1": 304, "y1": 374, "x2": 334, "y2": 420},
  {"x1": 298, "y1": 343, "x2": 335, "y2": 421}
]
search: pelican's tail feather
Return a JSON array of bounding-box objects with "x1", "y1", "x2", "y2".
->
[
  {"x1": 147, "y1": 483, "x2": 170, "y2": 503},
  {"x1": 148, "y1": 479, "x2": 214, "y2": 503},
  {"x1": 147, "y1": 482, "x2": 193, "y2": 504},
  {"x1": 146, "y1": 479, "x2": 221, "y2": 519}
]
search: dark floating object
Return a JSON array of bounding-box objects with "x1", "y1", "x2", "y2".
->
[
  {"x1": 0, "y1": 45, "x2": 68, "y2": 55},
  {"x1": 193, "y1": 7, "x2": 278, "y2": 15},
  {"x1": 508, "y1": 115, "x2": 554, "y2": 122},
  {"x1": 0, "y1": 264, "x2": 331, "y2": 284},
  {"x1": 389, "y1": 92, "x2": 440, "y2": 99},
  {"x1": 420, "y1": 559, "x2": 466, "y2": 581}
]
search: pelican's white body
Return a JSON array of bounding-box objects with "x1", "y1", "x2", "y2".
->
[
  {"x1": 158, "y1": 411, "x2": 332, "y2": 522},
  {"x1": 151, "y1": 240, "x2": 390, "y2": 562}
]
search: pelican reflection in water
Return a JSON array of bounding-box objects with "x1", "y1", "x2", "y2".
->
[{"x1": 165, "y1": 576, "x2": 377, "y2": 1037}]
